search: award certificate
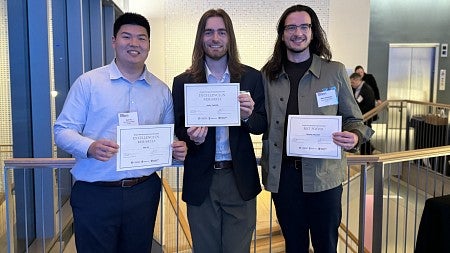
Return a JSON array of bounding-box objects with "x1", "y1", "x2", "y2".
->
[
  {"x1": 184, "y1": 83, "x2": 240, "y2": 127},
  {"x1": 286, "y1": 115, "x2": 342, "y2": 159},
  {"x1": 116, "y1": 124, "x2": 174, "y2": 171}
]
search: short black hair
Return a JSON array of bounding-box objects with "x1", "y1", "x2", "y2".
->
[
  {"x1": 350, "y1": 72, "x2": 362, "y2": 79},
  {"x1": 113, "y1": 12, "x2": 150, "y2": 38},
  {"x1": 354, "y1": 65, "x2": 364, "y2": 72}
]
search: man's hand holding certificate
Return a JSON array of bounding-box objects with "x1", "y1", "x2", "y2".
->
[
  {"x1": 116, "y1": 124, "x2": 174, "y2": 171},
  {"x1": 184, "y1": 83, "x2": 240, "y2": 127},
  {"x1": 287, "y1": 115, "x2": 342, "y2": 159}
]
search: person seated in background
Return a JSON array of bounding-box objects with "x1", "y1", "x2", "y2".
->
[
  {"x1": 355, "y1": 65, "x2": 382, "y2": 106},
  {"x1": 350, "y1": 72, "x2": 376, "y2": 155}
]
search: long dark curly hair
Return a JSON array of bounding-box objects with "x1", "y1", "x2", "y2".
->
[{"x1": 262, "y1": 5, "x2": 332, "y2": 81}]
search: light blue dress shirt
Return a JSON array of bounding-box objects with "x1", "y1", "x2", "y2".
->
[
  {"x1": 205, "y1": 63, "x2": 232, "y2": 162},
  {"x1": 54, "y1": 60, "x2": 174, "y2": 182}
]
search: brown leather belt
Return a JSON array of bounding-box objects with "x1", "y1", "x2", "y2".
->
[
  {"x1": 92, "y1": 176, "x2": 150, "y2": 187},
  {"x1": 214, "y1": 160, "x2": 233, "y2": 169}
]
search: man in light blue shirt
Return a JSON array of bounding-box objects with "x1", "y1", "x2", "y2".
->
[{"x1": 54, "y1": 12, "x2": 186, "y2": 253}]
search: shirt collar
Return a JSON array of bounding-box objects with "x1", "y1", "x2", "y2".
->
[
  {"x1": 205, "y1": 62, "x2": 230, "y2": 83},
  {"x1": 308, "y1": 54, "x2": 322, "y2": 78},
  {"x1": 109, "y1": 59, "x2": 152, "y2": 86},
  {"x1": 355, "y1": 81, "x2": 364, "y2": 91}
]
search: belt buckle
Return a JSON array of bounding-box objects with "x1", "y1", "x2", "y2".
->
[
  {"x1": 294, "y1": 160, "x2": 301, "y2": 170},
  {"x1": 121, "y1": 179, "x2": 134, "y2": 187}
]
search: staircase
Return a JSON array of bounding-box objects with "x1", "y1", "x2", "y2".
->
[
  {"x1": 252, "y1": 223, "x2": 285, "y2": 252},
  {"x1": 250, "y1": 189, "x2": 286, "y2": 252}
]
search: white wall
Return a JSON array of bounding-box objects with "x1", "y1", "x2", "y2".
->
[
  {"x1": 128, "y1": 1, "x2": 166, "y2": 83},
  {"x1": 129, "y1": 1, "x2": 370, "y2": 86},
  {"x1": 329, "y1": 0, "x2": 370, "y2": 71}
]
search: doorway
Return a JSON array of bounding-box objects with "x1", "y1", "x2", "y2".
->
[
  {"x1": 386, "y1": 44, "x2": 441, "y2": 153},
  {"x1": 387, "y1": 44, "x2": 440, "y2": 127},
  {"x1": 387, "y1": 43, "x2": 439, "y2": 103}
]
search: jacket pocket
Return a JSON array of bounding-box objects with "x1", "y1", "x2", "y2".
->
[{"x1": 318, "y1": 104, "x2": 338, "y2": 115}]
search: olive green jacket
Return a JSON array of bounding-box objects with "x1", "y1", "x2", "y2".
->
[{"x1": 261, "y1": 54, "x2": 374, "y2": 193}]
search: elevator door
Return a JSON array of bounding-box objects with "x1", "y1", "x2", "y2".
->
[
  {"x1": 387, "y1": 44, "x2": 437, "y2": 132},
  {"x1": 387, "y1": 45, "x2": 436, "y2": 102}
]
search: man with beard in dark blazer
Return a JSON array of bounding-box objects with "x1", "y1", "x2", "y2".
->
[{"x1": 171, "y1": 8, "x2": 267, "y2": 253}]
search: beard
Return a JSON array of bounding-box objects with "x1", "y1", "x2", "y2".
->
[
  {"x1": 205, "y1": 47, "x2": 227, "y2": 61},
  {"x1": 206, "y1": 52, "x2": 227, "y2": 60},
  {"x1": 203, "y1": 42, "x2": 228, "y2": 61}
]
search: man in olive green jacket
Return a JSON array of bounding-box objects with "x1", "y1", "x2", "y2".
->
[{"x1": 260, "y1": 4, "x2": 373, "y2": 253}]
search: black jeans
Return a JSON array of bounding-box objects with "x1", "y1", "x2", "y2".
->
[{"x1": 272, "y1": 160, "x2": 342, "y2": 253}]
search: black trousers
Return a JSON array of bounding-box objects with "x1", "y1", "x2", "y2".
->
[
  {"x1": 272, "y1": 161, "x2": 342, "y2": 253},
  {"x1": 360, "y1": 140, "x2": 373, "y2": 155},
  {"x1": 70, "y1": 173, "x2": 161, "y2": 253},
  {"x1": 361, "y1": 121, "x2": 374, "y2": 155}
]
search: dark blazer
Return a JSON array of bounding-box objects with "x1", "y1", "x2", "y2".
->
[
  {"x1": 172, "y1": 65, "x2": 267, "y2": 206},
  {"x1": 362, "y1": 73, "x2": 380, "y2": 100},
  {"x1": 354, "y1": 82, "x2": 376, "y2": 126}
]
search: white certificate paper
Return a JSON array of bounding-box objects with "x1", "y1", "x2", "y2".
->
[
  {"x1": 184, "y1": 83, "x2": 240, "y2": 127},
  {"x1": 116, "y1": 124, "x2": 174, "y2": 171},
  {"x1": 286, "y1": 115, "x2": 342, "y2": 159}
]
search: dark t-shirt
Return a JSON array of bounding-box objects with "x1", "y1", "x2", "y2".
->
[{"x1": 282, "y1": 57, "x2": 313, "y2": 160}]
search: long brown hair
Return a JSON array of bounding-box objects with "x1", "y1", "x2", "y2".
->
[
  {"x1": 261, "y1": 5, "x2": 332, "y2": 81},
  {"x1": 187, "y1": 9, "x2": 244, "y2": 82}
]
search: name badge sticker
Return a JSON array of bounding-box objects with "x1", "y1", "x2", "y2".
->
[
  {"x1": 118, "y1": 112, "x2": 139, "y2": 126},
  {"x1": 316, "y1": 86, "x2": 338, "y2": 107}
]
